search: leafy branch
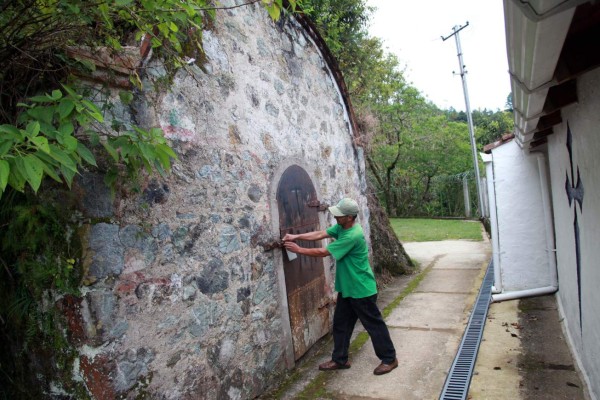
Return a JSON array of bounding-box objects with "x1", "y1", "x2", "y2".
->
[
  {"x1": 0, "y1": 86, "x2": 102, "y2": 196},
  {"x1": 0, "y1": 85, "x2": 180, "y2": 199}
]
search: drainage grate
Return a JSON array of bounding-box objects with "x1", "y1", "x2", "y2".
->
[{"x1": 439, "y1": 260, "x2": 494, "y2": 400}]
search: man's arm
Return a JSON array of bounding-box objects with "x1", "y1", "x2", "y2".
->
[
  {"x1": 283, "y1": 230, "x2": 330, "y2": 242},
  {"x1": 283, "y1": 230, "x2": 331, "y2": 258},
  {"x1": 283, "y1": 241, "x2": 330, "y2": 257}
]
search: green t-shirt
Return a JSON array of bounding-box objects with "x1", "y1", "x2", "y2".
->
[{"x1": 326, "y1": 223, "x2": 377, "y2": 298}]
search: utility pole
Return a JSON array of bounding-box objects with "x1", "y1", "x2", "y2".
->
[{"x1": 442, "y1": 22, "x2": 485, "y2": 218}]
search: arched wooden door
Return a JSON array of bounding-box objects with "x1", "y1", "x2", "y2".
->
[{"x1": 277, "y1": 165, "x2": 329, "y2": 360}]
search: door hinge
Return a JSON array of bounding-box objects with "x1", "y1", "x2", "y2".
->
[{"x1": 308, "y1": 200, "x2": 329, "y2": 212}]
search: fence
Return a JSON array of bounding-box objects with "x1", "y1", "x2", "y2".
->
[{"x1": 385, "y1": 171, "x2": 485, "y2": 218}]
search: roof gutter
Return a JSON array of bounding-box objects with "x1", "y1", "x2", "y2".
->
[
  {"x1": 509, "y1": 0, "x2": 590, "y2": 22},
  {"x1": 505, "y1": 0, "x2": 577, "y2": 146}
]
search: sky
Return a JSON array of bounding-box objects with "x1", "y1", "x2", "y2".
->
[{"x1": 367, "y1": 0, "x2": 511, "y2": 112}]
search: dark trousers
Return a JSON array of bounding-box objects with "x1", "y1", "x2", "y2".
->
[{"x1": 331, "y1": 293, "x2": 396, "y2": 364}]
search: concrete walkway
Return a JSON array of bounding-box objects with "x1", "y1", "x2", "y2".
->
[
  {"x1": 262, "y1": 234, "x2": 589, "y2": 400},
  {"x1": 324, "y1": 240, "x2": 491, "y2": 400},
  {"x1": 260, "y1": 238, "x2": 490, "y2": 400}
]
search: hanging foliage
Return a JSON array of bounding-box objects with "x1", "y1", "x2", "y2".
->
[{"x1": 0, "y1": 0, "x2": 301, "y2": 199}]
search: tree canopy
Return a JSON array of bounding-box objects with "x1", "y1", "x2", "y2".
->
[{"x1": 304, "y1": 0, "x2": 514, "y2": 217}]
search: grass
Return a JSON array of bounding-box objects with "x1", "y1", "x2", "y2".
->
[{"x1": 390, "y1": 218, "x2": 483, "y2": 242}]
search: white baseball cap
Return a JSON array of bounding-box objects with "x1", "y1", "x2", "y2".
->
[{"x1": 328, "y1": 198, "x2": 359, "y2": 216}]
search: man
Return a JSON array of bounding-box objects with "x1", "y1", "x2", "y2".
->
[{"x1": 283, "y1": 198, "x2": 398, "y2": 375}]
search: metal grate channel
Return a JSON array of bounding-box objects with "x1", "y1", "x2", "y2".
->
[{"x1": 439, "y1": 260, "x2": 494, "y2": 400}]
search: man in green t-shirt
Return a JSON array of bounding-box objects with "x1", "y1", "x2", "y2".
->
[{"x1": 283, "y1": 198, "x2": 398, "y2": 375}]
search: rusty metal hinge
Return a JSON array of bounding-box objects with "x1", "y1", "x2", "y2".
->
[
  {"x1": 318, "y1": 297, "x2": 335, "y2": 310},
  {"x1": 308, "y1": 200, "x2": 329, "y2": 212}
]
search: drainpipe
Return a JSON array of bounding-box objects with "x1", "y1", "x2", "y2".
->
[
  {"x1": 491, "y1": 153, "x2": 558, "y2": 302},
  {"x1": 480, "y1": 152, "x2": 503, "y2": 294},
  {"x1": 492, "y1": 285, "x2": 558, "y2": 302}
]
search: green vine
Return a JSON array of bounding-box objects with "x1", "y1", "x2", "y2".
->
[{"x1": 0, "y1": 188, "x2": 88, "y2": 398}]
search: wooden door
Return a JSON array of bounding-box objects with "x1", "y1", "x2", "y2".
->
[{"x1": 277, "y1": 165, "x2": 329, "y2": 360}]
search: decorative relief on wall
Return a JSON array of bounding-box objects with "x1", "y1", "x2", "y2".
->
[{"x1": 564, "y1": 122, "x2": 584, "y2": 332}]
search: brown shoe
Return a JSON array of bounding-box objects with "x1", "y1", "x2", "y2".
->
[
  {"x1": 318, "y1": 360, "x2": 351, "y2": 371},
  {"x1": 373, "y1": 358, "x2": 398, "y2": 375}
]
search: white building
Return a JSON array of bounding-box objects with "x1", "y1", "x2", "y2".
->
[{"x1": 485, "y1": 1, "x2": 600, "y2": 398}]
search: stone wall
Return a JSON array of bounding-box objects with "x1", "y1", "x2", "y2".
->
[{"x1": 65, "y1": 2, "x2": 370, "y2": 398}]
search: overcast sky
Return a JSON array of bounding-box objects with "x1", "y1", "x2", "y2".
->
[{"x1": 367, "y1": 0, "x2": 512, "y2": 112}]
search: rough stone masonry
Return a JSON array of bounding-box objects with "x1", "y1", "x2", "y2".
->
[{"x1": 60, "y1": 1, "x2": 371, "y2": 399}]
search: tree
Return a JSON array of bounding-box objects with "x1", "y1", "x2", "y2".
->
[
  {"x1": 365, "y1": 80, "x2": 430, "y2": 215},
  {"x1": 472, "y1": 108, "x2": 514, "y2": 148},
  {"x1": 505, "y1": 92, "x2": 513, "y2": 112},
  {"x1": 302, "y1": 0, "x2": 477, "y2": 218},
  {"x1": 302, "y1": 0, "x2": 372, "y2": 64},
  {"x1": 445, "y1": 108, "x2": 468, "y2": 123}
]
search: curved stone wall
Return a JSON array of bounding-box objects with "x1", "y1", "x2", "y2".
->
[{"x1": 73, "y1": 2, "x2": 369, "y2": 398}]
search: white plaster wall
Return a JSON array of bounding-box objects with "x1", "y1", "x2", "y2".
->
[
  {"x1": 546, "y1": 67, "x2": 600, "y2": 399},
  {"x1": 492, "y1": 140, "x2": 554, "y2": 291}
]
